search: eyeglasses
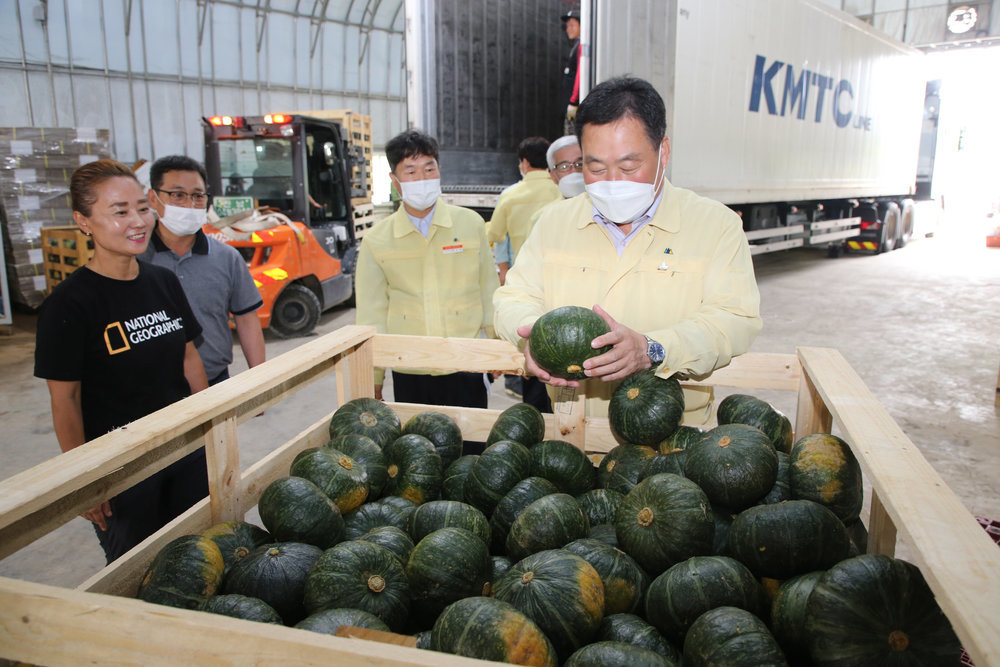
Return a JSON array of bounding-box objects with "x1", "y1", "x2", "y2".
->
[
  {"x1": 155, "y1": 189, "x2": 210, "y2": 207},
  {"x1": 553, "y1": 161, "x2": 583, "y2": 173}
]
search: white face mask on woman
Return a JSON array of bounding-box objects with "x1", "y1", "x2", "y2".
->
[
  {"x1": 557, "y1": 172, "x2": 586, "y2": 198},
  {"x1": 398, "y1": 178, "x2": 441, "y2": 211},
  {"x1": 158, "y1": 202, "x2": 207, "y2": 236},
  {"x1": 585, "y1": 145, "x2": 664, "y2": 223}
]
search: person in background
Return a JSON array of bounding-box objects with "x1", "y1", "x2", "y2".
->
[
  {"x1": 143, "y1": 155, "x2": 265, "y2": 386},
  {"x1": 488, "y1": 136, "x2": 562, "y2": 406},
  {"x1": 546, "y1": 134, "x2": 586, "y2": 200},
  {"x1": 34, "y1": 159, "x2": 209, "y2": 563},
  {"x1": 494, "y1": 76, "x2": 762, "y2": 425},
  {"x1": 355, "y1": 129, "x2": 499, "y2": 415},
  {"x1": 561, "y1": 9, "x2": 583, "y2": 134}
]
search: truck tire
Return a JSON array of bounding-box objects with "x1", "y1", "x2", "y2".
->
[
  {"x1": 877, "y1": 203, "x2": 899, "y2": 254},
  {"x1": 898, "y1": 199, "x2": 915, "y2": 248},
  {"x1": 269, "y1": 284, "x2": 321, "y2": 338}
]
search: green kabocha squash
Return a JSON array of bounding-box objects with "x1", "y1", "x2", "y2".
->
[
  {"x1": 490, "y1": 476, "x2": 559, "y2": 553},
  {"x1": 729, "y1": 499, "x2": 850, "y2": 579},
  {"x1": 343, "y1": 499, "x2": 408, "y2": 540},
  {"x1": 588, "y1": 523, "x2": 619, "y2": 547},
  {"x1": 407, "y1": 499, "x2": 490, "y2": 544},
  {"x1": 201, "y1": 594, "x2": 283, "y2": 624},
  {"x1": 683, "y1": 606, "x2": 787, "y2": 667},
  {"x1": 414, "y1": 629, "x2": 433, "y2": 649},
  {"x1": 257, "y1": 476, "x2": 345, "y2": 549},
  {"x1": 375, "y1": 495, "x2": 418, "y2": 523},
  {"x1": 684, "y1": 423, "x2": 778, "y2": 511},
  {"x1": 431, "y1": 596, "x2": 557, "y2": 666},
  {"x1": 302, "y1": 540, "x2": 410, "y2": 631},
  {"x1": 382, "y1": 433, "x2": 443, "y2": 504},
  {"x1": 529, "y1": 439, "x2": 596, "y2": 495},
  {"x1": 805, "y1": 554, "x2": 960, "y2": 666},
  {"x1": 528, "y1": 305, "x2": 612, "y2": 380},
  {"x1": 658, "y1": 425, "x2": 704, "y2": 453},
  {"x1": 493, "y1": 549, "x2": 605, "y2": 661},
  {"x1": 137, "y1": 535, "x2": 225, "y2": 610},
  {"x1": 290, "y1": 447, "x2": 369, "y2": 514},
  {"x1": 295, "y1": 607, "x2": 390, "y2": 635},
  {"x1": 615, "y1": 473, "x2": 714, "y2": 575},
  {"x1": 492, "y1": 555, "x2": 512, "y2": 580},
  {"x1": 223, "y1": 542, "x2": 322, "y2": 624},
  {"x1": 789, "y1": 433, "x2": 863, "y2": 522},
  {"x1": 597, "y1": 613, "x2": 679, "y2": 661},
  {"x1": 760, "y1": 450, "x2": 792, "y2": 505},
  {"x1": 357, "y1": 525, "x2": 414, "y2": 565},
  {"x1": 406, "y1": 527, "x2": 492, "y2": 623},
  {"x1": 403, "y1": 411, "x2": 464, "y2": 469},
  {"x1": 464, "y1": 440, "x2": 533, "y2": 516},
  {"x1": 608, "y1": 371, "x2": 684, "y2": 446},
  {"x1": 711, "y1": 506, "x2": 738, "y2": 556},
  {"x1": 328, "y1": 397, "x2": 401, "y2": 449},
  {"x1": 564, "y1": 538, "x2": 650, "y2": 616},
  {"x1": 565, "y1": 641, "x2": 676, "y2": 667},
  {"x1": 640, "y1": 450, "x2": 687, "y2": 480},
  {"x1": 442, "y1": 454, "x2": 478, "y2": 501},
  {"x1": 576, "y1": 488, "x2": 625, "y2": 527},
  {"x1": 325, "y1": 434, "x2": 387, "y2": 498},
  {"x1": 717, "y1": 393, "x2": 793, "y2": 453},
  {"x1": 644, "y1": 555, "x2": 763, "y2": 646},
  {"x1": 844, "y1": 517, "x2": 869, "y2": 555},
  {"x1": 487, "y1": 402, "x2": 546, "y2": 448},
  {"x1": 598, "y1": 444, "x2": 658, "y2": 495},
  {"x1": 199, "y1": 520, "x2": 271, "y2": 574},
  {"x1": 770, "y1": 570, "x2": 825, "y2": 662},
  {"x1": 506, "y1": 493, "x2": 589, "y2": 563}
]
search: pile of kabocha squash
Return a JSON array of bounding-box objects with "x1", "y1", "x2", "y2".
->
[{"x1": 137, "y1": 371, "x2": 961, "y2": 666}]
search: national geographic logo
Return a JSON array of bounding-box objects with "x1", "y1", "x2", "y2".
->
[{"x1": 104, "y1": 309, "x2": 184, "y2": 355}]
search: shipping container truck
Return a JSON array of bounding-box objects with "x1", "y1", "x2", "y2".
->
[{"x1": 406, "y1": 0, "x2": 932, "y2": 255}]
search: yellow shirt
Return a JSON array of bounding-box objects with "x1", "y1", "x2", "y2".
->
[
  {"x1": 493, "y1": 181, "x2": 762, "y2": 425},
  {"x1": 357, "y1": 201, "x2": 500, "y2": 384},
  {"x1": 486, "y1": 170, "x2": 562, "y2": 258}
]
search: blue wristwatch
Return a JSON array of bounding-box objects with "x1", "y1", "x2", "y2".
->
[{"x1": 645, "y1": 335, "x2": 665, "y2": 365}]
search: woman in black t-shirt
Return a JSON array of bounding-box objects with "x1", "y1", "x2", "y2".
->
[{"x1": 35, "y1": 159, "x2": 209, "y2": 563}]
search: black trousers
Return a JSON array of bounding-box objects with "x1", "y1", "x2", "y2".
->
[
  {"x1": 392, "y1": 371, "x2": 489, "y2": 453},
  {"x1": 522, "y1": 376, "x2": 553, "y2": 414}
]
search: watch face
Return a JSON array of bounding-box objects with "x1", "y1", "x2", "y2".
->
[{"x1": 648, "y1": 340, "x2": 665, "y2": 363}]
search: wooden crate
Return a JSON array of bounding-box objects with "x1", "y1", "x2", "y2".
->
[
  {"x1": 1, "y1": 329, "x2": 998, "y2": 665},
  {"x1": 41, "y1": 225, "x2": 93, "y2": 292}
]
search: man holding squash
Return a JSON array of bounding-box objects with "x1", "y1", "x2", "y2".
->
[{"x1": 493, "y1": 76, "x2": 762, "y2": 424}]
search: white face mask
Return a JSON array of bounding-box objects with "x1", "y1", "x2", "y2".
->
[
  {"x1": 585, "y1": 146, "x2": 664, "y2": 223},
  {"x1": 158, "y1": 202, "x2": 207, "y2": 236},
  {"x1": 558, "y1": 172, "x2": 586, "y2": 198},
  {"x1": 398, "y1": 178, "x2": 441, "y2": 211}
]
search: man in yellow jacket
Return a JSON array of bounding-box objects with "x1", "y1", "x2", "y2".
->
[
  {"x1": 493, "y1": 77, "x2": 762, "y2": 425},
  {"x1": 356, "y1": 129, "x2": 499, "y2": 408}
]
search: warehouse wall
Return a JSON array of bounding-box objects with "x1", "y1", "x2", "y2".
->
[
  {"x1": 818, "y1": 0, "x2": 1000, "y2": 46},
  {"x1": 0, "y1": 0, "x2": 407, "y2": 164}
]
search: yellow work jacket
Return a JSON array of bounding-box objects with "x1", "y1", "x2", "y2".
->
[
  {"x1": 494, "y1": 180, "x2": 762, "y2": 424},
  {"x1": 486, "y1": 171, "x2": 562, "y2": 258},
  {"x1": 357, "y1": 201, "x2": 500, "y2": 384}
]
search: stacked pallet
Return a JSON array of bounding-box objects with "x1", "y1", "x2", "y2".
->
[{"x1": 0, "y1": 128, "x2": 111, "y2": 308}]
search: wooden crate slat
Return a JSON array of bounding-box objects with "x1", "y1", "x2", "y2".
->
[
  {"x1": 373, "y1": 333, "x2": 525, "y2": 374},
  {"x1": 796, "y1": 346, "x2": 1000, "y2": 664}
]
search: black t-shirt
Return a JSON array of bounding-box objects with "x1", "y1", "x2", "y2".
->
[{"x1": 35, "y1": 262, "x2": 203, "y2": 441}]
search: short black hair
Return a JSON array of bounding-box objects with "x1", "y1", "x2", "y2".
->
[
  {"x1": 386, "y1": 129, "x2": 440, "y2": 174},
  {"x1": 518, "y1": 136, "x2": 550, "y2": 169},
  {"x1": 575, "y1": 76, "x2": 667, "y2": 150},
  {"x1": 150, "y1": 155, "x2": 208, "y2": 191}
]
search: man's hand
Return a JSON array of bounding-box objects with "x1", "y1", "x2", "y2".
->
[
  {"x1": 516, "y1": 324, "x2": 580, "y2": 388},
  {"x1": 374, "y1": 384, "x2": 384, "y2": 401},
  {"x1": 83, "y1": 501, "x2": 112, "y2": 531},
  {"x1": 582, "y1": 305, "x2": 652, "y2": 382}
]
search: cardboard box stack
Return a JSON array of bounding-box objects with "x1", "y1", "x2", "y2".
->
[{"x1": 0, "y1": 128, "x2": 111, "y2": 308}]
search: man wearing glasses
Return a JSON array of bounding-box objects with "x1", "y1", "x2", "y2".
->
[{"x1": 143, "y1": 155, "x2": 265, "y2": 386}]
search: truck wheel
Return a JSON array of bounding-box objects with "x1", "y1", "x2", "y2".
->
[
  {"x1": 269, "y1": 284, "x2": 321, "y2": 338},
  {"x1": 877, "y1": 203, "x2": 899, "y2": 254},
  {"x1": 898, "y1": 200, "x2": 915, "y2": 248}
]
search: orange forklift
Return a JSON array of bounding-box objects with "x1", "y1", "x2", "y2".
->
[{"x1": 201, "y1": 113, "x2": 360, "y2": 337}]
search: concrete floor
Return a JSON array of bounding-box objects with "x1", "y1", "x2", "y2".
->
[{"x1": 2, "y1": 215, "x2": 998, "y2": 588}]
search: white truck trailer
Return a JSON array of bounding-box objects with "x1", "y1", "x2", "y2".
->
[{"x1": 405, "y1": 0, "x2": 928, "y2": 255}]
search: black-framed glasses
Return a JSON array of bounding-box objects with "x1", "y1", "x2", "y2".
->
[
  {"x1": 554, "y1": 160, "x2": 583, "y2": 173},
  {"x1": 154, "y1": 189, "x2": 211, "y2": 207}
]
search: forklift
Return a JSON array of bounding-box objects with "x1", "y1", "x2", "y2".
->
[{"x1": 202, "y1": 112, "x2": 360, "y2": 337}]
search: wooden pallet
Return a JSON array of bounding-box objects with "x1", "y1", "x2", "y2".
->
[
  {"x1": 352, "y1": 201, "x2": 376, "y2": 239},
  {"x1": 40, "y1": 225, "x2": 93, "y2": 292},
  {"x1": 0, "y1": 330, "x2": 998, "y2": 664}
]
